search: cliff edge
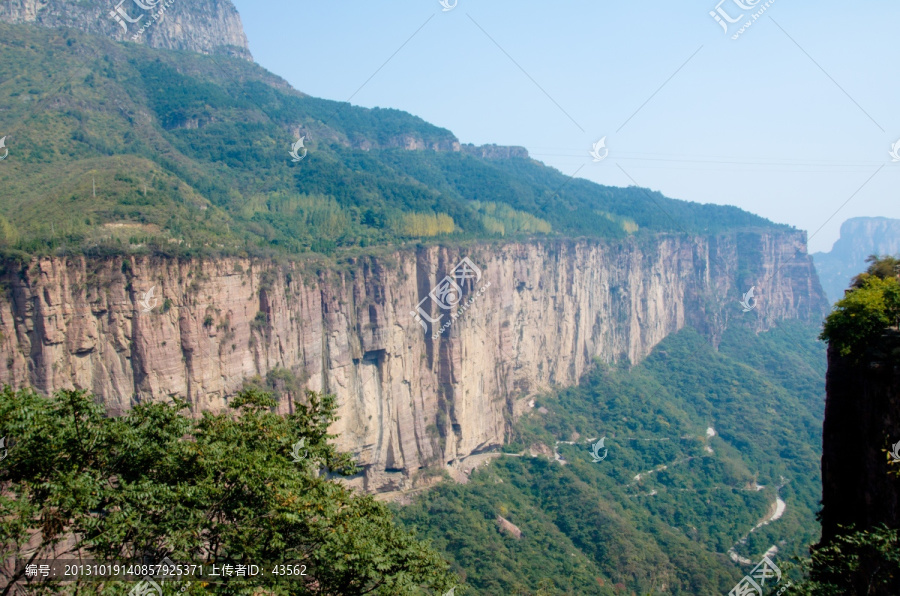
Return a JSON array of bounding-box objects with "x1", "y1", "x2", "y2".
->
[{"x1": 0, "y1": 232, "x2": 827, "y2": 493}]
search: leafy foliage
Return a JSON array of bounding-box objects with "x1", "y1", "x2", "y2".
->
[
  {"x1": 851, "y1": 254, "x2": 900, "y2": 289},
  {"x1": 0, "y1": 387, "x2": 455, "y2": 595},
  {"x1": 393, "y1": 212, "x2": 456, "y2": 237},
  {"x1": 791, "y1": 526, "x2": 900, "y2": 595},
  {"x1": 820, "y1": 255, "x2": 900, "y2": 361}
]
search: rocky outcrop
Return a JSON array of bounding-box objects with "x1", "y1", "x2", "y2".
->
[
  {"x1": 0, "y1": 0, "x2": 252, "y2": 60},
  {"x1": 0, "y1": 232, "x2": 827, "y2": 492},
  {"x1": 820, "y1": 333, "x2": 900, "y2": 544},
  {"x1": 461, "y1": 144, "x2": 530, "y2": 160},
  {"x1": 496, "y1": 516, "x2": 523, "y2": 539},
  {"x1": 349, "y1": 137, "x2": 523, "y2": 156},
  {"x1": 383, "y1": 135, "x2": 461, "y2": 152}
]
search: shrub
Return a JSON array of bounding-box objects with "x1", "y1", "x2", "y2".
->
[{"x1": 820, "y1": 256, "x2": 900, "y2": 362}]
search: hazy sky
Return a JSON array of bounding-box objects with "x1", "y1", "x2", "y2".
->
[{"x1": 231, "y1": 0, "x2": 900, "y2": 254}]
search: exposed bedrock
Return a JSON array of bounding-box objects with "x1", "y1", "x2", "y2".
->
[{"x1": 0, "y1": 232, "x2": 827, "y2": 492}]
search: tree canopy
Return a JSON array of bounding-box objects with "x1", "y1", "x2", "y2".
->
[
  {"x1": 820, "y1": 255, "x2": 900, "y2": 361},
  {"x1": 0, "y1": 387, "x2": 456, "y2": 595}
]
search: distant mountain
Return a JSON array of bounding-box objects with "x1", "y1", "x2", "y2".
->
[{"x1": 812, "y1": 217, "x2": 900, "y2": 304}]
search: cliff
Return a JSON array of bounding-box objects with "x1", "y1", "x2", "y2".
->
[
  {"x1": 460, "y1": 144, "x2": 530, "y2": 160},
  {"x1": 0, "y1": 231, "x2": 827, "y2": 492},
  {"x1": 812, "y1": 217, "x2": 900, "y2": 305},
  {"x1": 820, "y1": 333, "x2": 900, "y2": 544},
  {"x1": 0, "y1": 0, "x2": 252, "y2": 59}
]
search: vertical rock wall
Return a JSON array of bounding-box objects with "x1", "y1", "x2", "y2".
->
[{"x1": 0, "y1": 232, "x2": 827, "y2": 492}]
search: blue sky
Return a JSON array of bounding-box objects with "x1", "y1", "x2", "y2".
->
[{"x1": 231, "y1": 0, "x2": 900, "y2": 253}]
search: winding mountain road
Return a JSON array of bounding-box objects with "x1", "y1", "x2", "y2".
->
[{"x1": 728, "y1": 482, "x2": 787, "y2": 565}]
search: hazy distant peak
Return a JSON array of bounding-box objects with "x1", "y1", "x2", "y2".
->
[{"x1": 812, "y1": 216, "x2": 900, "y2": 304}]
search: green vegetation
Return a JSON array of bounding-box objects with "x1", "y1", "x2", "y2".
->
[
  {"x1": 0, "y1": 387, "x2": 455, "y2": 595},
  {"x1": 0, "y1": 24, "x2": 784, "y2": 259},
  {"x1": 393, "y1": 212, "x2": 456, "y2": 237},
  {"x1": 470, "y1": 201, "x2": 552, "y2": 236},
  {"x1": 0, "y1": 322, "x2": 829, "y2": 595},
  {"x1": 394, "y1": 321, "x2": 826, "y2": 595},
  {"x1": 820, "y1": 255, "x2": 900, "y2": 361},
  {"x1": 791, "y1": 526, "x2": 900, "y2": 595}
]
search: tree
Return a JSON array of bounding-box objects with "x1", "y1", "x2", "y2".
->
[
  {"x1": 850, "y1": 254, "x2": 900, "y2": 289},
  {"x1": 820, "y1": 256, "x2": 900, "y2": 362},
  {"x1": 791, "y1": 526, "x2": 900, "y2": 595},
  {"x1": 0, "y1": 387, "x2": 455, "y2": 595}
]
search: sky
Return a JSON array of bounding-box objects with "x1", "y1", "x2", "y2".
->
[{"x1": 230, "y1": 0, "x2": 900, "y2": 254}]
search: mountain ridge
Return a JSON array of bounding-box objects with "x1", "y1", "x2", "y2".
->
[{"x1": 0, "y1": 21, "x2": 789, "y2": 260}]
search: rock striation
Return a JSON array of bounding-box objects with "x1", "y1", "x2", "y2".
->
[
  {"x1": 0, "y1": 0, "x2": 252, "y2": 60},
  {"x1": 0, "y1": 232, "x2": 827, "y2": 492}
]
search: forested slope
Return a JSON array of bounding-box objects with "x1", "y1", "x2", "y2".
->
[
  {"x1": 0, "y1": 24, "x2": 784, "y2": 259},
  {"x1": 395, "y1": 321, "x2": 826, "y2": 595}
]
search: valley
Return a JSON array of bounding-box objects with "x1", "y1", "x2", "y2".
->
[
  {"x1": 393, "y1": 322, "x2": 827, "y2": 594},
  {"x1": 0, "y1": 1, "x2": 897, "y2": 594}
]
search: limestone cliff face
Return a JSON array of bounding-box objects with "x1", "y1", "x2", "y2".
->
[
  {"x1": 460, "y1": 144, "x2": 530, "y2": 160},
  {"x1": 0, "y1": 0, "x2": 251, "y2": 59},
  {"x1": 0, "y1": 232, "x2": 827, "y2": 492}
]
